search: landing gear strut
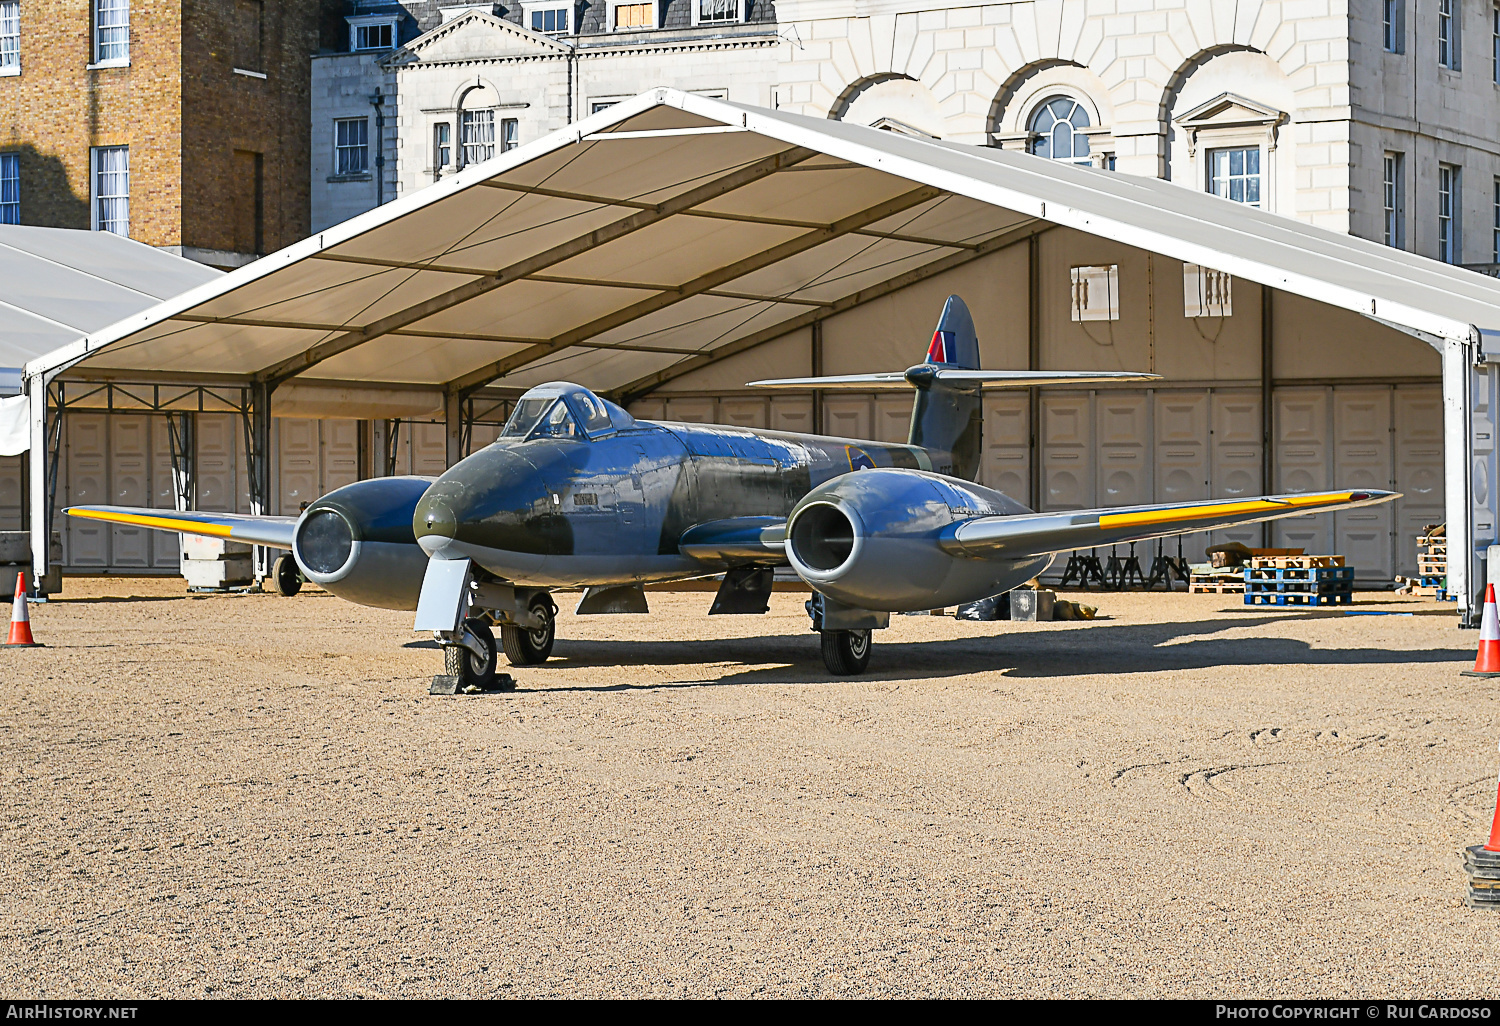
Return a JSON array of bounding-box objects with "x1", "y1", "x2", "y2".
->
[{"x1": 501, "y1": 593, "x2": 556, "y2": 665}]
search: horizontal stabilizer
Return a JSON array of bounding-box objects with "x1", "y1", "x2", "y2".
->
[
  {"x1": 65, "y1": 505, "x2": 298, "y2": 549},
  {"x1": 939, "y1": 490, "x2": 1400, "y2": 558},
  {"x1": 747, "y1": 367, "x2": 1160, "y2": 390}
]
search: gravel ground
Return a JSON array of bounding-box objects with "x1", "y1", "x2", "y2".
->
[{"x1": 0, "y1": 578, "x2": 1494, "y2": 998}]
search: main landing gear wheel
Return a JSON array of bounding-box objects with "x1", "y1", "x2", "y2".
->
[
  {"x1": 272, "y1": 554, "x2": 302, "y2": 597},
  {"x1": 502, "y1": 594, "x2": 555, "y2": 666},
  {"x1": 821, "y1": 629, "x2": 872, "y2": 675},
  {"x1": 445, "y1": 616, "x2": 501, "y2": 691}
]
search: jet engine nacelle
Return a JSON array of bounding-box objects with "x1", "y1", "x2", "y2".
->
[
  {"x1": 293, "y1": 476, "x2": 436, "y2": 610},
  {"x1": 784, "y1": 468, "x2": 1053, "y2": 611}
]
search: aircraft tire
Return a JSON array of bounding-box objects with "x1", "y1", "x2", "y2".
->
[
  {"x1": 445, "y1": 617, "x2": 498, "y2": 690},
  {"x1": 820, "y1": 629, "x2": 872, "y2": 675},
  {"x1": 272, "y1": 554, "x2": 302, "y2": 597},
  {"x1": 502, "y1": 596, "x2": 555, "y2": 665}
]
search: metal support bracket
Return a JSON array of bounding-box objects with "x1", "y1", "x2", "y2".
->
[{"x1": 805, "y1": 592, "x2": 889, "y2": 632}]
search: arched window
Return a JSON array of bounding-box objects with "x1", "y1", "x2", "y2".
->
[{"x1": 1028, "y1": 96, "x2": 1091, "y2": 163}]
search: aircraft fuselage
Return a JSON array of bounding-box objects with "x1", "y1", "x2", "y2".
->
[{"x1": 412, "y1": 418, "x2": 1001, "y2": 589}]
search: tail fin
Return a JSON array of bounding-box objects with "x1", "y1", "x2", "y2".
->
[{"x1": 911, "y1": 295, "x2": 983, "y2": 480}]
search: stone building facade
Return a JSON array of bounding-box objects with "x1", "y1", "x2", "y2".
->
[
  {"x1": 312, "y1": 0, "x2": 1500, "y2": 267},
  {"x1": 0, "y1": 0, "x2": 343, "y2": 268}
]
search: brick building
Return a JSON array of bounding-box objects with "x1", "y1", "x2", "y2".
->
[{"x1": 0, "y1": 0, "x2": 343, "y2": 269}]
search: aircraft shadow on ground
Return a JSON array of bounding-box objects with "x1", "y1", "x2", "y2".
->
[{"x1": 520, "y1": 614, "x2": 1473, "y2": 690}]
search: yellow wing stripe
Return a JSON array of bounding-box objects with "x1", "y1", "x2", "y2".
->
[
  {"x1": 1097, "y1": 491, "x2": 1357, "y2": 530},
  {"x1": 67, "y1": 508, "x2": 237, "y2": 537}
]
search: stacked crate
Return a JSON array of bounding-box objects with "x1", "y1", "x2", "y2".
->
[
  {"x1": 1415, "y1": 527, "x2": 1451, "y2": 600},
  {"x1": 1244, "y1": 555, "x2": 1353, "y2": 606}
]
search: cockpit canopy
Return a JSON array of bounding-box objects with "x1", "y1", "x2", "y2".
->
[{"x1": 500, "y1": 382, "x2": 636, "y2": 441}]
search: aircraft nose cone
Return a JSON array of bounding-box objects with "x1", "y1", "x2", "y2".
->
[{"x1": 414, "y1": 495, "x2": 458, "y2": 556}]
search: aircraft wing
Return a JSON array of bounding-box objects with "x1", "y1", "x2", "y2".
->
[
  {"x1": 747, "y1": 369, "x2": 1160, "y2": 390},
  {"x1": 65, "y1": 505, "x2": 298, "y2": 549},
  {"x1": 939, "y1": 490, "x2": 1399, "y2": 558},
  {"x1": 678, "y1": 516, "x2": 788, "y2": 564}
]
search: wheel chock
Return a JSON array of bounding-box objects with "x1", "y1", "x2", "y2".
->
[{"x1": 429, "y1": 672, "x2": 516, "y2": 695}]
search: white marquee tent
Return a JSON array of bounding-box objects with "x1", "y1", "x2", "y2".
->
[{"x1": 22, "y1": 90, "x2": 1500, "y2": 618}]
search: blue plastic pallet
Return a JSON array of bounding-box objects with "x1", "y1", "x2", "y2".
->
[
  {"x1": 1244, "y1": 589, "x2": 1354, "y2": 606},
  {"x1": 1243, "y1": 565, "x2": 1353, "y2": 606}
]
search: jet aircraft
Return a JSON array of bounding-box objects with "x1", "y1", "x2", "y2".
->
[{"x1": 67, "y1": 296, "x2": 1397, "y2": 681}]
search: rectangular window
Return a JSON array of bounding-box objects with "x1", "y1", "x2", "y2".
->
[
  {"x1": 1493, "y1": 5, "x2": 1499, "y2": 82},
  {"x1": 353, "y1": 22, "x2": 393, "y2": 51},
  {"x1": 591, "y1": 101, "x2": 617, "y2": 114},
  {"x1": 530, "y1": 8, "x2": 569, "y2": 32},
  {"x1": 0, "y1": 153, "x2": 17, "y2": 225},
  {"x1": 614, "y1": 3, "x2": 651, "y2": 28},
  {"x1": 1384, "y1": 0, "x2": 1403, "y2": 52},
  {"x1": 1494, "y1": 179, "x2": 1500, "y2": 262},
  {"x1": 500, "y1": 118, "x2": 518, "y2": 153},
  {"x1": 334, "y1": 117, "x2": 368, "y2": 176},
  {"x1": 1383, "y1": 152, "x2": 1405, "y2": 247},
  {"x1": 460, "y1": 108, "x2": 494, "y2": 166},
  {"x1": 1440, "y1": 0, "x2": 1460, "y2": 69},
  {"x1": 433, "y1": 122, "x2": 451, "y2": 172},
  {"x1": 0, "y1": 2, "x2": 19, "y2": 72},
  {"x1": 91, "y1": 145, "x2": 128, "y2": 236},
  {"x1": 94, "y1": 0, "x2": 129, "y2": 63},
  {"x1": 1208, "y1": 147, "x2": 1261, "y2": 206},
  {"x1": 697, "y1": 0, "x2": 738, "y2": 23},
  {"x1": 1439, "y1": 163, "x2": 1461, "y2": 263}
]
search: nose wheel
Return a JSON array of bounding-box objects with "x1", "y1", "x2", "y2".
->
[
  {"x1": 501, "y1": 594, "x2": 556, "y2": 665},
  {"x1": 445, "y1": 616, "x2": 510, "y2": 691},
  {"x1": 820, "y1": 629, "x2": 871, "y2": 675}
]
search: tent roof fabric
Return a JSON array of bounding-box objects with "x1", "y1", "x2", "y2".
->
[
  {"x1": 1, "y1": 225, "x2": 221, "y2": 392},
  {"x1": 29, "y1": 91, "x2": 1500, "y2": 403}
]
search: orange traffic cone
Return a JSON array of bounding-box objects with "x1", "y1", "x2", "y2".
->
[
  {"x1": 5, "y1": 570, "x2": 40, "y2": 648},
  {"x1": 1463, "y1": 584, "x2": 1500, "y2": 677},
  {"x1": 1484, "y1": 743, "x2": 1500, "y2": 853}
]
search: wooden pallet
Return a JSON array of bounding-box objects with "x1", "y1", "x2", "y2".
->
[
  {"x1": 1189, "y1": 575, "x2": 1246, "y2": 594},
  {"x1": 1418, "y1": 556, "x2": 1448, "y2": 575},
  {"x1": 1248, "y1": 554, "x2": 1345, "y2": 569}
]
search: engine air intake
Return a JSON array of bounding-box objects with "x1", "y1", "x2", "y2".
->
[
  {"x1": 790, "y1": 502, "x2": 856, "y2": 572},
  {"x1": 297, "y1": 510, "x2": 354, "y2": 575}
]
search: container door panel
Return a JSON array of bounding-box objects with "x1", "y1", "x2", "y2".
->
[
  {"x1": 1210, "y1": 391, "x2": 1263, "y2": 550},
  {"x1": 769, "y1": 397, "x2": 813, "y2": 434},
  {"x1": 873, "y1": 396, "x2": 910, "y2": 444},
  {"x1": 411, "y1": 423, "x2": 447, "y2": 476},
  {"x1": 1041, "y1": 394, "x2": 1092, "y2": 511},
  {"x1": 0, "y1": 456, "x2": 21, "y2": 530},
  {"x1": 1393, "y1": 385, "x2": 1445, "y2": 579},
  {"x1": 718, "y1": 399, "x2": 769, "y2": 430},
  {"x1": 665, "y1": 398, "x2": 716, "y2": 424},
  {"x1": 1096, "y1": 392, "x2": 1150, "y2": 508},
  {"x1": 1273, "y1": 388, "x2": 1332, "y2": 554},
  {"x1": 982, "y1": 394, "x2": 1030, "y2": 502},
  {"x1": 322, "y1": 419, "x2": 360, "y2": 493},
  {"x1": 1333, "y1": 387, "x2": 1394, "y2": 580},
  {"x1": 822, "y1": 396, "x2": 871, "y2": 441},
  {"x1": 1154, "y1": 391, "x2": 1209, "y2": 556},
  {"x1": 67, "y1": 414, "x2": 109, "y2": 567},
  {"x1": 109, "y1": 416, "x2": 152, "y2": 567},
  {"x1": 278, "y1": 418, "x2": 321, "y2": 514},
  {"x1": 196, "y1": 413, "x2": 239, "y2": 513}
]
